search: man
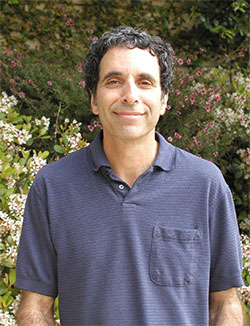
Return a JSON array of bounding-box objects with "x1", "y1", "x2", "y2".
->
[{"x1": 15, "y1": 26, "x2": 245, "y2": 325}]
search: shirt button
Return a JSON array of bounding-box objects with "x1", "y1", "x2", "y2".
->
[{"x1": 119, "y1": 184, "x2": 124, "y2": 190}]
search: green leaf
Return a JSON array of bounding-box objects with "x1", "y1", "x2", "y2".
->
[
  {"x1": 238, "y1": 211, "x2": 246, "y2": 222},
  {"x1": 5, "y1": 188, "x2": 15, "y2": 196},
  {"x1": 62, "y1": 135, "x2": 68, "y2": 145},
  {"x1": 1, "y1": 168, "x2": 16, "y2": 178},
  {"x1": 39, "y1": 127, "x2": 48, "y2": 136},
  {"x1": 54, "y1": 145, "x2": 65, "y2": 154},
  {"x1": 19, "y1": 158, "x2": 26, "y2": 166},
  {"x1": 9, "y1": 269, "x2": 16, "y2": 287},
  {"x1": 39, "y1": 151, "x2": 49, "y2": 160},
  {"x1": 0, "y1": 188, "x2": 5, "y2": 196},
  {"x1": 1, "y1": 261, "x2": 13, "y2": 269},
  {"x1": 235, "y1": 170, "x2": 243, "y2": 179},
  {"x1": 26, "y1": 138, "x2": 33, "y2": 146},
  {"x1": 7, "y1": 236, "x2": 13, "y2": 246}
]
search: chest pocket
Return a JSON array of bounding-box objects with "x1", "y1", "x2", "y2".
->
[{"x1": 149, "y1": 225, "x2": 202, "y2": 287}]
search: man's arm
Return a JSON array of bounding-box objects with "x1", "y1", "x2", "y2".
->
[
  {"x1": 16, "y1": 290, "x2": 55, "y2": 326},
  {"x1": 209, "y1": 287, "x2": 247, "y2": 326}
]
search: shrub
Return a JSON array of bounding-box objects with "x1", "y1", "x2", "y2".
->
[
  {"x1": 0, "y1": 0, "x2": 249, "y2": 68},
  {"x1": 0, "y1": 92, "x2": 88, "y2": 323},
  {"x1": 0, "y1": 46, "x2": 94, "y2": 132}
]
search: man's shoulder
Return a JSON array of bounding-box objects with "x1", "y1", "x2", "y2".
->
[
  {"x1": 35, "y1": 146, "x2": 91, "y2": 181},
  {"x1": 174, "y1": 145, "x2": 226, "y2": 186},
  {"x1": 157, "y1": 133, "x2": 223, "y2": 182}
]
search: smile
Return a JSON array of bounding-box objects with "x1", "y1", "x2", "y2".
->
[{"x1": 114, "y1": 112, "x2": 144, "y2": 117}]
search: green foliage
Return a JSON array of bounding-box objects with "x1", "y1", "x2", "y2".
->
[
  {"x1": 152, "y1": 0, "x2": 249, "y2": 66},
  {"x1": 0, "y1": 47, "x2": 93, "y2": 132},
  {"x1": 0, "y1": 92, "x2": 87, "y2": 322},
  {"x1": 0, "y1": 0, "x2": 249, "y2": 66}
]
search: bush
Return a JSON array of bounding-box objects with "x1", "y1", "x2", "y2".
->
[
  {"x1": 0, "y1": 0, "x2": 249, "y2": 68},
  {"x1": 0, "y1": 46, "x2": 94, "y2": 132},
  {"x1": 0, "y1": 92, "x2": 88, "y2": 323}
]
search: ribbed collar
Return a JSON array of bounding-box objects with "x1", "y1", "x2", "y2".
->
[{"x1": 90, "y1": 131, "x2": 176, "y2": 172}]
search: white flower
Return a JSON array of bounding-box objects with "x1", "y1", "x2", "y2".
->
[
  {"x1": 41, "y1": 116, "x2": 50, "y2": 129},
  {"x1": 6, "y1": 176, "x2": 16, "y2": 189},
  {"x1": 0, "y1": 92, "x2": 18, "y2": 114},
  {"x1": 8, "y1": 194, "x2": 27, "y2": 218},
  {"x1": 35, "y1": 116, "x2": 50, "y2": 130},
  {"x1": 35, "y1": 118, "x2": 41, "y2": 126},
  {"x1": 0, "y1": 121, "x2": 32, "y2": 146},
  {"x1": 0, "y1": 310, "x2": 16, "y2": 326},
  {"x1": 9, "y1": 294, "x2": 21, "y2": 315},
  {"x1": 30, "y1": 155, "x2": 47, "y2": 176},
  {"x1": 237, "y1": 148, "x2": 250, "y2": 180}
]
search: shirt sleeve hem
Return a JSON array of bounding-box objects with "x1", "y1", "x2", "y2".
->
[
  {"x1": 15, "y1": 277, "x2": 57, "y2": 298},
  {"x1": 209, "y1": 274, "x2": 244, "y2": 292}
]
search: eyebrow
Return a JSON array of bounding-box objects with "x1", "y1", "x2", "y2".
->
[
  {"x1": 138, "y1": 73, "x2": 157, "y2": 85},
  {"x1": 100, "y1": 71, "x2": 122, "y2": 83},
  {"x1": 100, "y1": 71, "x2": 158, "y2": 85}
]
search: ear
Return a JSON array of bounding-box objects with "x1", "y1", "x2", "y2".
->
[
  {"x1": 90, "y1": 91, "x2": 99, "y2": 115},
  {"x1": 160, "y1": 93, "x2": 168, "y2": 116}
]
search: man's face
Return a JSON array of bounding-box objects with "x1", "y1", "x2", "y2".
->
[{"x1": 90, "y1": 46, "x2": 168, "y2": 143}]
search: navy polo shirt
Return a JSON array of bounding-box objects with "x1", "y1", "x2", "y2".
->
[{"x1": 15, "y1": 132, "x2": 243, "y2": 325}]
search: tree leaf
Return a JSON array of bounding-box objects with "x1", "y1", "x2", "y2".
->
[{"x1": 54, "y1": 145, "x2": 65, "y2": 154}]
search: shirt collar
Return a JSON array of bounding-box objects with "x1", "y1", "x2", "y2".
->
[
  {"x1": 90, "y1": 131, "x2": 176, "y2": 172},
  {"x1": 154, "y1": 132, "x2": 176, "y2": 171},
  {"x1": 90, "y1": 131, "x2": 111, "y2": 172}
]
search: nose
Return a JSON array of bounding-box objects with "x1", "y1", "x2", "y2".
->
[{"x1": 121, "y1": 81, "x2": 139, "y2": 105}]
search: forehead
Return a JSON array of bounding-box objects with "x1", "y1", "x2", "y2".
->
[{"x1": 98, "y1": 46, "x2": 161, "y2": 80}]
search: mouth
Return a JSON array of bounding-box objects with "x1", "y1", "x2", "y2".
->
[{"x1": 114, "y1": 111, "x2": 144, "y2": 118}]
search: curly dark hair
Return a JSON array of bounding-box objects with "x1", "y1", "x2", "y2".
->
[{"x1": 84, "y1": 26, "x2": 174, "y2": 101}]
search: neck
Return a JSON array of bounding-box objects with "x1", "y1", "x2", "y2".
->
[{"x1": 103, "y1": 131, "x2": 158, "y2": 188}]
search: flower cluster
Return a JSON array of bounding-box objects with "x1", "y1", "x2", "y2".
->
[
  {"x1": 35, "y1": 116, "x2": 50, "y2": 130},
  {"x1": 66, "y1": 132, "x2": 84, "y2": 152},
  {"x1": 237, "y1": 148, "x2": 250, "y2": 180},
  {"x1": 8, "y1": 294, "x2": 21, "y2": 315},
  {"x1": 53, "y1": 119, "x2": 88, "y2": 155},
  {"x1": 65, "y1": 120, "x2": 85, "y2": 153},
  {"x1": 0, "y1": 91, "x2": 17, "y2": 113},
  {"x1": 240, "y1": 234, "x2": 250, "y2": 305},
  {"x1": 88, "y1": 120, "x2": 101, "y2": 132},
  {"x1": 29, "y1": 155, "x2": 47, "y2": 176},
  {"x1": 0, "y1": 310, "x2": 16, "y2": 326},
  {"x1": 8, "y1": 194, "x2": 27, "y2": 219},
  {"x1": 215, "y1": 105, "x2": 249, "y2": 135},
  {"x1": 0, "y1": 120, "x2": 32, "y2": 147}
]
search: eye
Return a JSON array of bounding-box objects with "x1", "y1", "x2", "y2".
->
[
  {"x1": 139, "y1": 80, "x2": 152, "y2": 87},
  {"x1": 106, "y1": 79, "x2": 120, "y2": 86}
]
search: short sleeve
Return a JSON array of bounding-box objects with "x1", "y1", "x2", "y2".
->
[
  {"x1": 209, "y1": 182, "x2": 243, "y2": 292},
  {"x1": 15, "y1": 174, "x2": 58, "y2": 297}
]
